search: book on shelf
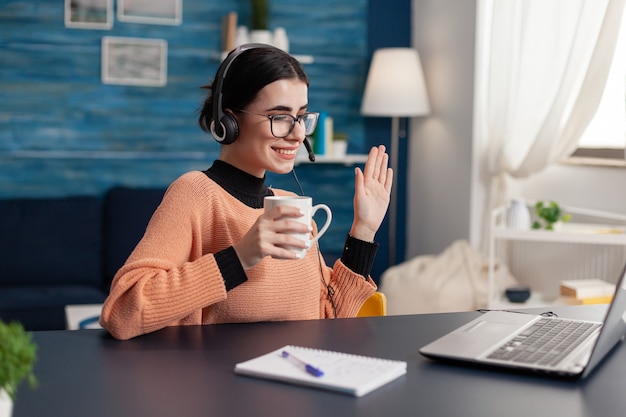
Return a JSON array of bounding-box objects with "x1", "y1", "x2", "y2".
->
[
  {"x1": 558, "y1": 295, "x2": 614, "y2": 305},
  {"x1": 559, "y1": 279, "x2": 616, "y2": 299}
]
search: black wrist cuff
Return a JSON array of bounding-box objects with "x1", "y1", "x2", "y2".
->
[
  {"x1": 340, "y1": 234, "x2": 379, "y2": 278},
  {"x1": 215, "y1": 246, "x2": 248, "y2": 291}
]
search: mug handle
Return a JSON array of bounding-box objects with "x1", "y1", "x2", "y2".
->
[{"x1": 310, "y1": 204, "x2": 332, "y2": 243}]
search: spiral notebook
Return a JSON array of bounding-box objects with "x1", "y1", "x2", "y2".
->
[{"x1": 234, "y1": 345, "x2": 407, "y2": 397}]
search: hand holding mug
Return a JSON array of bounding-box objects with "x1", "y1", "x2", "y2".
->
[
  {"x1": 263, "y1": 196, "x2": 332, "y2": 259},
  {"x1": 233, "y1": 196, "x2": 332, "y2": 269}
]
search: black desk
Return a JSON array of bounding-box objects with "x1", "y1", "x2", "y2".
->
[{"x1": 14, "y1": 305, "x2": 622, "y2": 417}]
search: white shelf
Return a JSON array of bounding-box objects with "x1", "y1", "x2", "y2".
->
[
  {"x1": 292, "y1": 54, "x2": 314, "y2": 64},
  {"x1": 488, "y1": 201, "x2": 626, "y2": 308},
  {"x1": 492, "y1": 223, "x2": 626, "y2": 245},
  {"x1": 218, "y1": 51, "x2": 314, "y2": 64},
  {"x1": 295, "y1": 154, "x2": 368, "y2": 166},
  {"x1": 489, "y1": 292, "x2": 568, "y2": 310}
]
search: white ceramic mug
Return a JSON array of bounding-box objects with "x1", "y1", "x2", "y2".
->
[{"x1": 263, "y1": 196, "x2": 332, "y2": 258}]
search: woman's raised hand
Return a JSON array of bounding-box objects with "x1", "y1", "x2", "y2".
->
[{"x1": 350, "y1": 145, "x2": 393, "y2": 242}]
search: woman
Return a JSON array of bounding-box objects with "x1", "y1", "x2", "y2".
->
[{"x1": 100, "y1": 44, "x2": 393, "y2": 340}]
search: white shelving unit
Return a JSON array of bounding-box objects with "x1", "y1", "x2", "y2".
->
[{"x1": 488, "y1": 202, "x2": 626, "y2": 308}]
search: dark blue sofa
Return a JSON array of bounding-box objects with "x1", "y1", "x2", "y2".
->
[{"x1": 0, "y1": 187, "x2": 166, "y2": 331}]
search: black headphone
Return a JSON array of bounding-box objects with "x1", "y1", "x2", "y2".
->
[{"x1": 210, "y1": 43, "x2": 270, "y2": 144}]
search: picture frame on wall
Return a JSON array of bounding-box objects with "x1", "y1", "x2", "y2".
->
[
  {"x1": 117, "y1": 0, "x2": 182, "y2": 26},
  {"x1": 65, "y1": 0, "x2": 113, "y2": 29},
  {"x1": 101, "y1": 37, "x2": 168, "y2": 87}
]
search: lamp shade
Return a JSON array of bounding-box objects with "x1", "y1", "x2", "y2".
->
[{"x1": 361, "y1": 48, "x2": 430, "y2": 117}]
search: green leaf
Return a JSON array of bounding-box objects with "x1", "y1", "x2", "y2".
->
[
  {"x1": 532, "y1": 200, "x2": 570, "y2": 230},
  {"x1": 0, "y1": 321, "x2": 37, "y2": 401}
]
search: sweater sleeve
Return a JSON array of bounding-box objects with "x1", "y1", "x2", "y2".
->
[
  {"x1": 320, "y1": 258, "x2": 377, "y2": 319},
  {"x1": 99, "y1": 175, "x2": 231, "y2": 340}
]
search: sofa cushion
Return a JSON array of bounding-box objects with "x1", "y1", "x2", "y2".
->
[
  {"x1": 0, "y1": 196, "x2": 102, "y2": 287},
  {"x1": 0, "y1": 285, "x2": 107, "y2": 331},
  {"x1": 0, "y1": 285, "x2": 107, "y2": 310},
  {"x1": 103, "y1": 187, "x2": 165, "y2": 287}
]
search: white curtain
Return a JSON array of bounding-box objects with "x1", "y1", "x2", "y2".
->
[{"x1": 473, "y1": 0, "x2": 625, "y2": 250}]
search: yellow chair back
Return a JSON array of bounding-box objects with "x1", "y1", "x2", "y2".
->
[{"x1": 357, "y1": 292, "x2": 387, "y2": 317}]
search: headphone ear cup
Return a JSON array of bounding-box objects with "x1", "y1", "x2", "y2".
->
[
  {"x1": 219, "y1": 113, "x2": 239, "y2": 144},
  {"x1": 210, "y1": 112, "x2": 239, "y2": 144}
]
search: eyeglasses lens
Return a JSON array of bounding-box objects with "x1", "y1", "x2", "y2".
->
[{"x1": 270, "y1": 113, "x2": 319, "y2": 138}]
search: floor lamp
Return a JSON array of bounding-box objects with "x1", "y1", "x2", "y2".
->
[{"x1": 361, "y1": 48, "x2": 430, "y2": 266}]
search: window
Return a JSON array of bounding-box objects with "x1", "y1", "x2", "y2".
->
[{"x1": 571, "y1": 10, "x2": 626, "y2": 161}]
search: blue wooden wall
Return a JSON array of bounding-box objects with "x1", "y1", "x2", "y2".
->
[
  {"x1": 0, "y1": 0, "x2": 368, "y2": 194},
  {"x1": 0, "y1": 0, "x2": 411, "y2": 279}
]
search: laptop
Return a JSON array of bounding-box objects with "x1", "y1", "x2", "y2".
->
[{"x1": 419, "y1": 263, "x2": 626, "y2": 379}]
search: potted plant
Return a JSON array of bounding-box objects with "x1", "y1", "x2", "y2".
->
[
  {"x1": 532, "y1": 200, "x2": 572, "y2": 230},
  {"x1": 0, "y1": 321, "x2": 37, "y2": 417},
  {"x1": 249, "y1": 0, "x2": 272, "y2": 44}
]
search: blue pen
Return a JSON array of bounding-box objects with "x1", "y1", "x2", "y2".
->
[{"x1": 281, "y1": 350, "x2": 324, "y2": 377}]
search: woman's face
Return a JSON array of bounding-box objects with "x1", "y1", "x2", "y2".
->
[{"x1": 219, "y1": 78, "x2": 309, "y2": 178}]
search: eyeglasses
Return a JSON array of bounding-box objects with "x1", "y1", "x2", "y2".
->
[{"x1": 237, "y1": 109, "x2": 320, "y2": 138}]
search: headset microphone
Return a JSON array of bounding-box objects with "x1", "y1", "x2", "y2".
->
[{"x1": 303, "y1": 137, "x2": 315, "y2": 162}]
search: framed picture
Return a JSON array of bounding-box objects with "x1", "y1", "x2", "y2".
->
[
  {"x1": 101, "y1": 37, "x2": 168, "y2": 87},
  {"x1": 117, "y1": 0, "x2": 182, "y2": 26},
  {"x1": 65, "y1": 0, "x2": 113, "y2": 29}
]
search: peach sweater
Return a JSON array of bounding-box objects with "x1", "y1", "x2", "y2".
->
[{"x1": 100, "y1": 171, "x2": 377, "y2": 340}]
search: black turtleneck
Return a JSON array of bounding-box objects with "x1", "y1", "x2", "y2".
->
[
  {"x1": 204, "y1": 160, "x2": 273, "y2": 208},
  {"x1": 203, "y1": 160, "x2": 378, "y2": 290}
]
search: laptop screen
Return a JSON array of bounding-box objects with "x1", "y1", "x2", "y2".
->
[{"x1": 583, "y1": 263, "x2": 626, "y2": 377}]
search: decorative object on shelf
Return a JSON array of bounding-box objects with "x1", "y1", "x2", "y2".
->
[
  {"x1": 272, "y1": 27, "x2": 289, "y2": 53},
  {"x1": 221, "y1": 12, "x2": 238, "y2": 52},
  {"x1": 251, "y1": 0, "x2": 268, "y2": 30},
  {"x1": 331, "y1": 133, "x2": 348, "y2": 158},
  {"x1": 505, "y1": 198, "x2": 531, "y2": 230},
  {"x1": 504, "y1": 285, "x2": 531, "y2": 303},
  {"x1": 235, "y1": 26, "x2": 250, "y2": 47},
  {"x1": 361, "y1": 48, "x2": 430, "y2": 266},
  {"x1": 250, "y1": 30, "x2": 273, "y2": 44},
  {"x1": 0, "y1": 320, "x2": 37, "y2": 417},
  {"x1": 532, "y1": 201, "x2": 572, "y2": 230},
  {"x1": 219, "y1": 4, "x2": 307, "y2": 63},
  {"x1": 249, "y1": 0, "x2": 271, "y2": 44}
]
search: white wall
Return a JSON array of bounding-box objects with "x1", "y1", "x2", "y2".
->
[
  {"x1": 518, "y1": 163, "x2": 626, "y2": 214},
  {"x1": 407, "y1": 0, "x2": 476, "y2": 258}
]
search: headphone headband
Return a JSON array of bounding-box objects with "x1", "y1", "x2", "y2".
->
[{"x1": 210, "y1": 43, "x2": 275, "y2": 143}]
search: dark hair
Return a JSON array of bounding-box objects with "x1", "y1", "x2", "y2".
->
[{"x1": 198, "y1": 46, "x2": 310, "y2": 134}]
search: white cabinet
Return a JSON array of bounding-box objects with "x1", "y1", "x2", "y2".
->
[{"x1": 488, "y1": 202, "x2": 626, "y2": 308}]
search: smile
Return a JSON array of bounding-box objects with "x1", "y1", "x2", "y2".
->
[{"x1": 274, "y1": 148, "x2": 297, "y2": 155}]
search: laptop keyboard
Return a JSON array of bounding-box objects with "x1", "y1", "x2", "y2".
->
[{"x1": 487, "y1": 317, "x2": 601, "y2": 367}]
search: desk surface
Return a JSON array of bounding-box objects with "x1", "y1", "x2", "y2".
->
[{"x1": 14, "y1": 305, "x2": 621, "y2": 417}]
